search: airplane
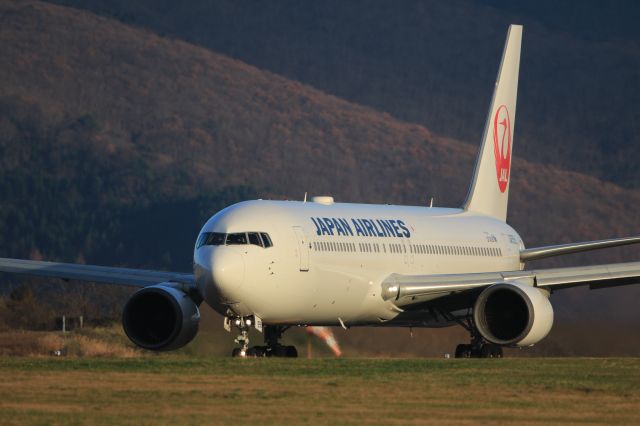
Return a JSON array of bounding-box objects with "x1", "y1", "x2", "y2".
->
[{"x1": 1, "y1": 24, "x2": 639, "y2": 358}]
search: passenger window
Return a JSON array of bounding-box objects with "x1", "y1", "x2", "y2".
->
[
  {"x1": 260, "y1": 233, "x2": 273, "y2": 248},
  {"x1": 248, "y1": 232, "x2": 263, "y2": 247},
  {"x1": 226, "y1": 233, "x2": 248, "y2": 245}
]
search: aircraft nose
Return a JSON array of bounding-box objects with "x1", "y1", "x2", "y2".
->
[{"x1": 210, "y1": 249, "x2": 245, "y2": 301}]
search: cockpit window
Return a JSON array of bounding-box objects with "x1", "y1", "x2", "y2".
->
[
  {"x1": 248, "y1": 232, "x2": 262, "y2": 247},
  {"x1": 260, "y1": 233, "x2": 273, "y2": 248},
  {"x1": 197, "y1": 231, "x2": 273, "y2": 248},
  {"x1": 196, "y1": 232, "x2": 226, "y2": 248},
  {"x1": 226, "y1": 233, "x2": 248, "y2": 245}
]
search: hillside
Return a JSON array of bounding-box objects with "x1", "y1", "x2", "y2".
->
[
  {"x1": 47, "y1": 0, "x2": 640, "y2": 189},
  {"x1": 0, "y1": 1, "x2": 639, "y2": 354}
]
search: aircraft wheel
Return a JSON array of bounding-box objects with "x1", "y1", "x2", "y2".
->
[
  {"x1": 285, "y1": 345, "x2": 298, "y2": 358},
  {"x1": 480, "y1": 344, "x2": 494, "y2": 358},
  {"x1": 480, "y1": 344, "x2": 503, "y2": 358},
  {"x1": 455, "y1": 344, "x2": 472, "y2": 358},
  {"x1": 253, "y1": 346, "x2": 266, "y2": 357},
  {"x1": 493, "y1": 345, "x2": 503, "y2": 358}
]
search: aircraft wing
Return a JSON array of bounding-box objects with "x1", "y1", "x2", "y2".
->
[
  {"x1": 0, "y1": 257, "x2": 195, "y2": 289},
  {"x1": 520, "y1": 236, "x2": 640, "y2": 262},
  {"x1": 381, "y1": 261, "x2": 640, "y2": 307}
]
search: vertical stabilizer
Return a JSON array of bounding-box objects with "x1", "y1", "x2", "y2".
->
[{"x1": 463, "y1": 25, "x2": 522, "y2": 222}]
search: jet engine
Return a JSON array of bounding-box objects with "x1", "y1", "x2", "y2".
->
[
  {"x1": 122, "y1": 284, "x2": 200, "y2": 351},
  {"x1": 473, "y1": 282, "x2": 553, "y2": 347}
]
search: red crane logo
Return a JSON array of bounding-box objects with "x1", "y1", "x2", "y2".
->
[{"x1": 492, "y1": 105, "x2": 511, "y2": 193}]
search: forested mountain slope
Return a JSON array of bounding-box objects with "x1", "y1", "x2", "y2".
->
[{"x1": 48, "y1": 0, "x2": 640, "y2": 188}]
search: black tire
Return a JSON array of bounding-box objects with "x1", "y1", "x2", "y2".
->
[
  {"x1": 480, "y1": 344, "x2": 494, "y2": 358},
  {"x1": 480, "y1": 344, "x2": 503, "y2": 358},
  {"x1": 493, "y1": 345, "x2": 504, "y2": 358},
  {"x1": 285, "y1": 346, "x2": 298, "y2": 358},
  {"x1": 232, "y1": 348, "x2": 241, "y2": 357},
  {"x1": 455, "y1": 344, "x2": 472, "y2": 358},
  {"x1": 271, "y1": 345, "x2": 288, "y2": 357}
]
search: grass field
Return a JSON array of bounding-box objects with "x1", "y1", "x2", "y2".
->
[{"x1": 0, "y1": 358, "x2": 638, "y2": 425}]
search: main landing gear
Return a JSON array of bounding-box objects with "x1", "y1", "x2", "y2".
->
[
  {"x1": 229, "y1": 318, "x2": 297, "y2": 358},
  {"x1": 453, "y1": 317, "x2": 503, "y2": 358}
]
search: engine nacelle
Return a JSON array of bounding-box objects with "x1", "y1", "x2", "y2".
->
[
  {"x1": 122, "y1": 284, "x2": 200, "y2": 351},
  {"x1": 473, "y1": 282, "x2": 553, "y2": 347}
]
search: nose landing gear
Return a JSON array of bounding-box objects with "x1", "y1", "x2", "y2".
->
[
  {"x1": 227, "y1": 317, "x2": 298, "y2": 358},
  {"x1": 229, "y1": 316, "x2": 252, "y2": 357}
]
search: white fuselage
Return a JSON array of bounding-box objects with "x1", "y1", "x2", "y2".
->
[{"x1": 193, "y1": 200, "x2": 523, "y2": 327}]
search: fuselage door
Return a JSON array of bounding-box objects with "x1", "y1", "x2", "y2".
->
[{"x1": 293, "y1": 226, "x2": 310, "y2": 271}]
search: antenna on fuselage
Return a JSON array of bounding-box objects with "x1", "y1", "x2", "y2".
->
[
  {"x1": 303, "y1": 192, "x2": 308, "y2": 203},
  {"x1": 429, "y1": 197, "x2": 434, "y2": 208}
]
